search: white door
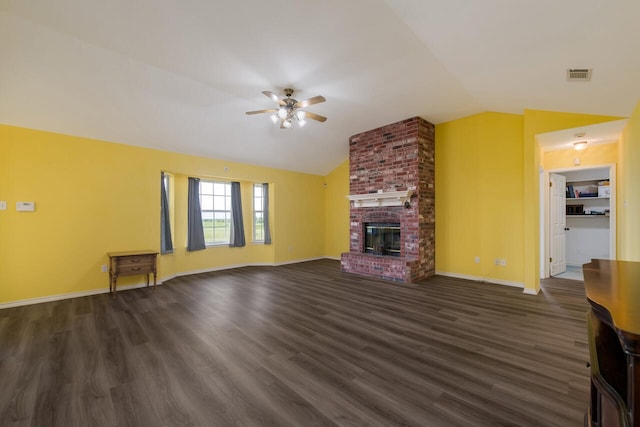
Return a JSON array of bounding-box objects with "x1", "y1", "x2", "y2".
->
[{"x1": 550, "y1": 173, "x2": 567, "y2": 276}]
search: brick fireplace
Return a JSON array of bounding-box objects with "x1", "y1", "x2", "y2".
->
[{"x1": 340, "y1": 116, "x2": 435, "y2": 282}]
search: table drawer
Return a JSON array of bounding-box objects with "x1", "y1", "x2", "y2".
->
[
  {"x1": 116, "y1": 264, "x2": 153, "y2": 276},
  {"x1": 116, "y1": 255, "x2": 155, "y2": 268}
]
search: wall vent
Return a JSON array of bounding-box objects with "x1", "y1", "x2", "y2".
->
[{"x1": 567, "y1": 68, "x2": 592, "y2": 81}]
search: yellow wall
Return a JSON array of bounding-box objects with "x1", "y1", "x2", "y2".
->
[
  {"x1": 435, "y1": 112, "x2": 524, "y2": 284},
  {"x1": 0, "y1": 124, "x2": 326, "y2": 304},
  {"x1": 436, "y1": 110, "x2": 624, "y2": 292},
  {"x1": 324, "y1": 159, "x2": 350, "y2": 258},
  {"x1": 522, "y1": 110, "x2": 623, "y2": 292},
  {"x1": 542, "y1": 143, "x2": 618, "y2": 171},
  {"x1": 618, "y1": 101, "x2": 640, "y2": 260},
  {"x1": 2, "y1": 105, "x2": 637, "y2": 305}
]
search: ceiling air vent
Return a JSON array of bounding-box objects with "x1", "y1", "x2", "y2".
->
[{"x1": 567, "y1": 68, "x2": 592, "y2": 81}]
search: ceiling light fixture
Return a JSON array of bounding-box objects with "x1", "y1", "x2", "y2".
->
[
  {"x1": 573, "y1": 132, "x2": 588, "y2": 150},
  {"x1": 573, "y1": 141, "x2": 588, "y2": 151}
]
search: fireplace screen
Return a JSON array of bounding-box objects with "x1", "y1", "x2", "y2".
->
[{"x1": 364, "y1": 222, "x2": 401, "y2": 256}]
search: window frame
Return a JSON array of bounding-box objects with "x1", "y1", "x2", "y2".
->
[
  {"x1": 253, "y1": 183, "x2": 265, "y2": 242},
  {"x1": 160, "y1": 172, "x2": 174, "y2": 254},
  {"x1": 199, "y1": 180, "x2": 232, "y2": 246}
]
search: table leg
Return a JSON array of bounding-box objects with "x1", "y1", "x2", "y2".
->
[{"x1": 111, "y1": 274, "x2": 118, "y2": 296}]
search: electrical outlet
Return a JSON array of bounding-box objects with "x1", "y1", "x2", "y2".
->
[
  {"x1": 0, "y1": 201, "x2": 6, "y2": 210},
  {"x1": 500, "y1": 259, "x2": 507, "y2": 266},
  {"x1": 495, "y1": 259, "x2": 500, "y2": 266},
  {"x1": 474, "y1": 256, "x2": 480, "y2": 264},
  {"x1": 101, "y1": 264, "x2": 108, "y2": 273}
]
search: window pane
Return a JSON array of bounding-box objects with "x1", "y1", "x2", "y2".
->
[
  {"x1": 201, "y1": 195, "x2": 213, "y2": 210},
  {"x1": 254, "y1": 185, "x2": 262, "y2": 198},
  {"x1": 213, "y1": 182, "x2": 226, "y2": 195},
  {"x1": 254, "y1": 212, "x2": 264, "y2": 241},
  {"x1": 200, "y1": 181, "x2": 213, "y2": 194},
  {"x1": 214, "y1": 195, "x2": 226, "y2": 210},
  {"x1": 201, "y1": 211, "x2": 214, "y2": 222}
]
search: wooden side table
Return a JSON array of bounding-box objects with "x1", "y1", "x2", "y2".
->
[{"x1": 107, "y1": 250, "x2": 158, "y2": 295}]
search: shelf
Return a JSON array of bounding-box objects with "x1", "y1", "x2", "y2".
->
[
  {"x1": 567, "y1": 197, "x2": 609, "y2": 200},
  {"x1": 346, "y1": 190, "x2": 414, "y2": 208},
  {"x1": 567, "y1": 214, "x2": 610, "y2": 218}
]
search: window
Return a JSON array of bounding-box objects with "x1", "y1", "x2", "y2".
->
[
  {"x1": 200, "y1": 180, "x2": 231, "y2": 245},
  {"x1": 253, "y1": 184, "x2": 265, "y2": 242},
  {"x1": 160, "y1": 172, "x2": 173, "y2": 254}
]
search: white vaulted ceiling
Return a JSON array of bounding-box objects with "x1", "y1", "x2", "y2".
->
[{"x1": 1, "y1": 0, "x2": 639, "y2": 174}]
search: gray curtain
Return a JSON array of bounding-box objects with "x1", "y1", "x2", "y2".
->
[
  {"x1": 160, "y1": 172, "x2": 173, "y2": 254},
  {"x1": 229, "y1": 181, "x2": 245, "y2": 247},
  {"x1": 263, "y1": 183, "x2": 271, "y2": 244},
  {"x1": 187, "y1": 177, "x2": 206, "y2": 251}
]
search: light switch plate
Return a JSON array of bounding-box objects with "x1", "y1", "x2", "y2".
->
[
  {"x1": 0, "y1": 201, "x2": 6, "y2": 210},
  {"x1": 16, "y1": 201, "x2": 35, "y2": 212}
]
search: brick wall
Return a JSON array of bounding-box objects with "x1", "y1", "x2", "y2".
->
[{"x1": 341, "y1": 116, "x2": 435, "y2": 283}]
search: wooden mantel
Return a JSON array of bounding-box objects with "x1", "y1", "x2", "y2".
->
[{"x1": 345, "y1": 190, "x2": 414, "y2": 208}]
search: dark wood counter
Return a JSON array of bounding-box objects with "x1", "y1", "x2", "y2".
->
[{"x1": 584, "y1": 259, "x2": 640, "y2": 426}]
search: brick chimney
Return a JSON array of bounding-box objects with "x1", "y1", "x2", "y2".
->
[{"x1": 340, "y1": 116, "x2": 435, "y2": 282}]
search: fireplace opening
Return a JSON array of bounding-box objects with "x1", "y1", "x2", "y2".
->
[{"x1": 364, "y1": 222, "x2": 401, "y2": 257}]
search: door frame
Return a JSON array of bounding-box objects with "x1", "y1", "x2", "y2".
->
[{"x1": 540, "y1": 163, "x2": 616, "y2": 279}]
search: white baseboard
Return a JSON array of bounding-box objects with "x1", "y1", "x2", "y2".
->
[
  {"x1": 435, "y1": 271, "x2": 527, "y2": 290},
  {"x1": 0, "y1": 257, "x2": 331, "y2": 309},
  {"x1": 274, "y1": 256, "x2": 326, "y2": 266},
  {"x1": 0, "y1": 281, "x2": 159, "y2": 309}
]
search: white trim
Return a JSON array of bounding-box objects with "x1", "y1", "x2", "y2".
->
[
  {"x1": 0, "y1": 257, "x2": 329, "y2": 309},
  {"x1": 274, "y1": 256, "x2": 326, "y2": 266},
  {"x1": 522, "y1": 287, "x2": 540, "y2": 295},
  {"x1": 541, "y1": 163, "x2": 616, "y2": 279},
  {"x1": 435, "y1": 271, "x2": 525, "y2": 289},
  {"x1": 325, "y1": 256, "x2": 341, "y2": 261},
  {"x1": 346, "y1": 190, "x2": 414, "y2": 208},
  {"x1": 0, "y1": 281, "x2": 160, "y2": 309}
]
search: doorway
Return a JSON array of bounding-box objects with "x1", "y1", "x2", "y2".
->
[{"x1": 541, "y1": 164, "x2": 616, "y2": 280}]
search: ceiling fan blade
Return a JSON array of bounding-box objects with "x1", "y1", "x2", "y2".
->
[
  {"x1": 304, "y1": 111, "x2": 327, "y2": 122},
  {"x1": 295, "y1": 95, "x2": 326, "y2": 108},
  {"x1": 262, "y1": 91, "x2": 286, "y2": 105},
  {"x1": 246, "y1": 109, "x2": 278, "y2": 115}
]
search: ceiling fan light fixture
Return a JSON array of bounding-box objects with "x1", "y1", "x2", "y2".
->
[{"x1": 246, "y1": 88, "x2": 327, "y2": 129}]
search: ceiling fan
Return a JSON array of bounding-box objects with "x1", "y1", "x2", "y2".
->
[{"x1": 246, "y1": 88, "x2": 327, "y2": 128}]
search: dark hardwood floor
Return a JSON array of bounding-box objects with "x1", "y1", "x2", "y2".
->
[{"x1": 0, "y1": 259, "x2": 590, "y2": 426}]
